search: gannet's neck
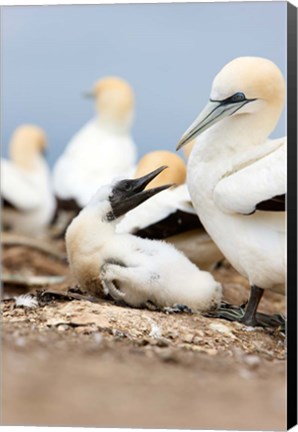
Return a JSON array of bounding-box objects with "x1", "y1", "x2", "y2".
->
[
  {"x1": 65, "y1": 202, "x2": 117, "y2": 294},
  {"x1": 188, "y1": 110, "x2": 283, "y2": 198},
  {"x1": 12, "y1": 151, "x2": 47, "y2": 172},
  {"x1": 195, "y1": 111, "x2": 277, "y2": 162},
  {"x1": 96, "y1": 114, "x2": 133, "y2": 136}
]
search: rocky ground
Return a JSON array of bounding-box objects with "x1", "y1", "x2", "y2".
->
[{"x1": 1, "y1": 232, "x2": 286, "y2": 430}]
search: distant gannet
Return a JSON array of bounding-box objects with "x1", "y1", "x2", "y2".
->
[
  {"x1": 117, "y1": 150, "x2": 223, "y2": 269},
  {"x1": 65, "y1": 167, "x2": 222, "y2": 311},
  {"x1": 1, "y1": 125, "x2": 56, "y2": 236},
  {"x1": 177, "y1": 57, "x2": 286, "y2": 326},
  {"x1": 52, "y1": 76, "x2": 137, "y2": 209}
]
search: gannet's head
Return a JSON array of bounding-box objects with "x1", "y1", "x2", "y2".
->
[
  {"x1": 88, "y1": 166, "x2": 173, "y2": 221},
  {"x1": 85, "y1": 76, "x2": 134, "y2": 131},
  {"x1": 9, "y1": 125, "x2": 47, "y2": 170},
  {"x1": 135, "y1": 151, "x2": 186, "y2": 188},
  {"x1": 177, "y1": 57, "x2": 285, "y2": 150}
]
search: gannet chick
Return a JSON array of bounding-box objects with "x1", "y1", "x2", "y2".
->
[
  {"x1": 116, "y1": 150, "x2": 223, "y2": 269},
  {"x1": 1, "y1": 125, "x2": 56, "y2": 236},
  {"x1": 52, "y1": 76, "x2": 137, "y2": 209},
  {"x1": 65, "y1": 167, "x2": 222, "y2": 311},
  {"x1": 177, "y1": 57, "x2": 286, "y2": 326}
]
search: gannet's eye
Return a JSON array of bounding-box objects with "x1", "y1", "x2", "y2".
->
[
  {"x1": 231, "y1": 92, "x2": 246, "y2": 102},
  {"x1": 120, "y1": 181, "x2": 132, "y2": 191}
]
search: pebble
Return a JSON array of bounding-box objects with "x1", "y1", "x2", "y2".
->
[
  {"x1": 243, "y1": 355, "x2": 261, "y2": 369},
  {"x1": 182, "y1": 334, "x2": 194, "y2": 343},
  {"x1": 93, "y1": 332, "x2": 103, "y2": 345},
  {"x1": 57, "y1": 324, "x2": 69, "y2": 332}
]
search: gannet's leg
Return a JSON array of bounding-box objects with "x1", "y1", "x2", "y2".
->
[
  {"x1": 101, "y1": 278, "x2": 126, "y2": 301},
  {"x1": 240, "y1": 285, "x2": 264, "y2": 326}
]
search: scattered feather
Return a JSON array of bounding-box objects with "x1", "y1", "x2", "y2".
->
[{"x1": 15, "y1": 294, "x2": 38, "y2": 309}]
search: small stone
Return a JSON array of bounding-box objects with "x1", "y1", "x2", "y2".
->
[
  {"x1": 167, "y1": 331, "x2": 179, "y2": 340},
  {"x1": 93, "y1": 332, "x2": 103, "y2": 344},
  {"x1": 182, "y1": 334, "x2": 194, "y2": 343},
  {"x1": 155, "y1": 337, "x2": 170, "y2": 347},
  {"x1": 243, "y1": 355, "x2": 261, "y2": 369},
  {"x1": 156, "y1": 348, "x2": 178, "y2": 362},
  {"x1": 193, "y1": 336, "x2": 203, "y2": 344},
  {"x1": 15, "y1": 337, "x2": 26, "y2": 347},
  {"x1": 57, "y1": 324, "x2": 69, "y2": 332}
]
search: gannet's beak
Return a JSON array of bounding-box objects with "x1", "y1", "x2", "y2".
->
[
  {"x1": 109, "y1": 166, "x2": 173, "y2": 219},
  {"x1": 176, "y1": 99, "x2": 250, "y2": 150},
  {"x1": 83, "y1": 90, "x2": 95, "y2": 98}
]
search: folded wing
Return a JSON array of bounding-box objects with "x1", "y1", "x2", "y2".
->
[{"x1": 213, "y1": 140, "x2": 286, "y2": 215}]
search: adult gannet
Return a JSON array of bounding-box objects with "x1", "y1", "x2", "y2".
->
[
  {"x1": 116, "y1": 150, "x2": 223, "y2": 269},
  {"x1": 1, "y1": 125, "x2": 56, "y2": 236},
  {"x1": 52, "y1": 76, "x2": 137, "y2": 209},
  {"x1": 65, "y1": 167, "x2": 222, "y2": 311},
  {"x1": 177, "y1": 57, "x2": 286, "y2": 326}
]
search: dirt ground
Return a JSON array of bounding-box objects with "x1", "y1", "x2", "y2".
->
[{"x1": 1, "y1": 232, "x2": 286, "y2": 430}]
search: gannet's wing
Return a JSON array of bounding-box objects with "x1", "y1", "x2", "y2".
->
[
  {"x1": 213, "y1": 141, "x2": 286, "y2": 215},
  {"x1": 1, "y1": 160, "x2": 41, "y2": 211},
  {"x1": 116, "y1": 185, "x2": 202, "y2": 239}
]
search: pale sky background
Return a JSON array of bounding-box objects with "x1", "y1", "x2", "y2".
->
[{"x1": 1, "y1": 2, "x2": 287, "y2": 167}]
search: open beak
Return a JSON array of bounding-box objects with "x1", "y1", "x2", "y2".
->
[
  {"x1": 176, "y1": 99, "x2": 249, "y2": 150},
  {"x1": 110, "y1": 166, "x2": 174, "y2": 219}
]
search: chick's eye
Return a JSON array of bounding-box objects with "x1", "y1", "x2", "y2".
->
[
  {"x1": 231, "y1": 92, "x2": 246, "y2": 102},
  {"x1": 122, "y1": 181, "x2": 132, "y2": 191}
]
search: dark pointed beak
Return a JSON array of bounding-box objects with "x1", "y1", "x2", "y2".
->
[{"x1": 109, "y1": 166, "x2": 173, "y2": 219}]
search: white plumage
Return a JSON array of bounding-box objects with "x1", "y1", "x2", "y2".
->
[
  {"x1": 100, "y1": 233, "x2": 222, "y2": 310},
  {"x1": 1, "y1": 125, "x2": 55, "y2": 236},
  {"x1": 65, "y1": 169, "x2": 222, "y2": 312},
  {"x1": 177, "y1": 57, "x2": 286, "y2": 324},
  {"x1": 52, "y1": 77, "x2": 137, "y2": 207},
  {"x1": 116, "y1": 150, "x2": 223, "y2": 269}
]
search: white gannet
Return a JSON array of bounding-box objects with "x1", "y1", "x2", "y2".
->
[
  {"x1": 65, "y1": 167, "x2": 222, "y2": 311},
  {"x1": 177, "y1": 57, "x2": 286, "y2": 326},
  {"x1": 116, "y1": 150, "x2": 223, "y2": 269},
  {"x1": 1, "y1": 125, "x2": 56, "y2": 236},
  {"x1": 52, "y1": 76, "x2": 137, "y2": 209}
]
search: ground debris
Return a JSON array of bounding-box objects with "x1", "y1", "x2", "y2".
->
[{"x1": 1, "y1": 231, "x2": 287, "y2": 430}]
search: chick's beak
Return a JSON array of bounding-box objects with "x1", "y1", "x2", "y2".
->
[{"x1": 109, "y1": 166, "x2": 173, "y2": 219}]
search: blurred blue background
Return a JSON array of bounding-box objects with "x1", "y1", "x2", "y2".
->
[{"x1": 1, "y1": 2, "x2": 287, "y2": 167}]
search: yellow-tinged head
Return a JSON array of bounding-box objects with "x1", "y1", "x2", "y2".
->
[
  {"x1": 9, "y1": 124, "x2": 47, "y2": 170},
  {"x1": 211, "y1": 57, "x2": 285, "y2": 110},
  {"x1": 88, "y1": 76, "x2": 135, "y2": 130},
  {"x1": 135, "y1": 151, "x2": 186, "y2": 189},
  {"x1": 177, "y1": 57, "x2": 285, "y2": 150}
]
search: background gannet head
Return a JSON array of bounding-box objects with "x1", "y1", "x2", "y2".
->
[
  {"x1": 177, "y1": 57, "x2": 285, "y2": 150},
  {"x1": 134, "y1": 151, "x2": 186, "y2": 189},
  {"x1": 87, "y1": 166, "x2": 173, "y2": 221},
  {"x1": 9, "y1": 124, "x2": 47, "y2": 170},
  {"x1": 86, "y1": 76, "x2": 135, "y2": 132}
]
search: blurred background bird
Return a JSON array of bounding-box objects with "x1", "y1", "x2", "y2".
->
[
  {"x1": 1, "y1": 125, "x2": 56, "y2": 237},
  {"x1": 52, "y1": 76, "x2": 137, "y2": 211},
  {"x1": 117, "y1": 150, "x2": 223, "y2": 269}
]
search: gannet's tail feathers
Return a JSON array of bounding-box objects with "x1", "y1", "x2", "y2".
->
[
  {"x1": 213, "y1": 139, "x2": 286, "y2": 215},
  {"x1": 255, "y1": 193, "x2": 286, "y2": 212}
]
